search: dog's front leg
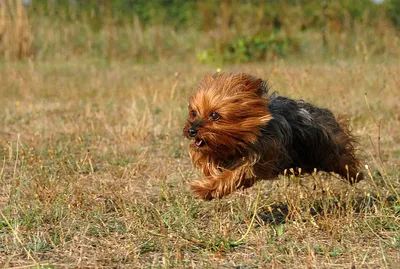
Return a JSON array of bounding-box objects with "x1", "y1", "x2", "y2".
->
[{"x1": 189, "y1": 166, "x2": 255, "y2": 200}]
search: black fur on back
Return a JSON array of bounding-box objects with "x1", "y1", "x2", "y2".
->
[{"x1": 256, "y1": 93, "x2": 363, "y2": 181}]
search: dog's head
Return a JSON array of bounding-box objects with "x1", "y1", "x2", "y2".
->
[{"x1": 183, "y1": 72, "x2": 272, "y2": 159}]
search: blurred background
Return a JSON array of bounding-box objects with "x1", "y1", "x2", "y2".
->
[{"x1": 1, "y1": 0, "x2": 400, "y2": 64}]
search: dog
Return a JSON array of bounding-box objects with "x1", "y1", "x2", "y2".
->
[{"x1": 183, "y1": 72, "x2": 363, "y2": 200}]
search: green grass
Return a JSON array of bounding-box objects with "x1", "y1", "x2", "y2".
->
[{"x1": 0, "y1": 59, "x2": 399, "y2": 268}]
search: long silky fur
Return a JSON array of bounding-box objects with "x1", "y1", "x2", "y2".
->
[{"x1": 183, "y1": 72, "x2": 363, "y2": 200}]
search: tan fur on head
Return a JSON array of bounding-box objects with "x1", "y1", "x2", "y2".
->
[
  {"x1": 183, "y1": 72, "x2": 272, "y2": 200},
  {"x1": 183, "y1": 73, "x2": 272, "y2": 157}
]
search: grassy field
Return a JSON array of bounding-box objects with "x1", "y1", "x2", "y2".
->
[{"x1": 0, "y1": 58, "x2": 399, "y2": 268}]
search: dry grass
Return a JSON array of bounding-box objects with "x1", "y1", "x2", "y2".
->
[
  {"x1": 0, "y1": 59, "x2": 399, "y2": 268},
  {"x1": 2, "y1": 0, "x2": 400, "y2": 63},
  {"x1": 0, "y1": 0, "x2": 33, "y2": 60}
]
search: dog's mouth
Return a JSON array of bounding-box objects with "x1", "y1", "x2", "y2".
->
[{"x1": 194, "y1": 138, "x2": 205, "y2": 148}]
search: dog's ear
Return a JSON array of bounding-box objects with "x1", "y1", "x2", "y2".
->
[
  {"x1": 236, "y1": 73, "x2": 269, "y2": 96},
  {"x1": 197, "y1": 72, "x2": 269, "y2": 97},
  {"x1": 212, "y1": 72, "x2": 269, "y2": 96},
  {"x1": 197, "y1": 73, "x2": 215, "y2": 89}
]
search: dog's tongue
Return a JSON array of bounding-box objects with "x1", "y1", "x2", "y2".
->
[{"x1": 195, "y1": 139, "x2": 204, "y2": 147}]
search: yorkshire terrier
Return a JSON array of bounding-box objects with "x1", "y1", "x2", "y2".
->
[{"x1": 183, "y1": 72, "x2": 363, "y2": 200}]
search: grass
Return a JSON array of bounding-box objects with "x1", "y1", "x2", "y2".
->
[
  {"x1": 2, "y1": 1, "x2": 400, "y2": 63},
  {"x1": 0, "y1": 58, "x2": 399, "y2": 268}
]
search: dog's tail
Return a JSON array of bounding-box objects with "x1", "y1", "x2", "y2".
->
[{"x1": 335, "y1": 115, "x2": 364, "y2": 183}]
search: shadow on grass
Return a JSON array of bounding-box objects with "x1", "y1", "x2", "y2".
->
[{"x1": 257, "y1": 194, "x2": 398, "y2": 225}]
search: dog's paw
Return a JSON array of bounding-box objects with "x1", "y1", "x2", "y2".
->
[{"x1": 189, "y1": 180, "x2": 219, "y2": 200}]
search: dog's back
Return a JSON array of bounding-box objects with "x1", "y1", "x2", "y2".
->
[{"x1": 264, "y1": 94, "x2": 363, "y2": 182}]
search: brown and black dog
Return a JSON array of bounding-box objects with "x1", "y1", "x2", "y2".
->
[{"x1": 183, "y1": 72, "x2": 363, "y2": 200}]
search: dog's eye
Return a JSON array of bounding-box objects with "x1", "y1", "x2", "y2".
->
[
  {"x1": 210, "y1": 112, "x2": 220, "y2": 121},
  {"x1": 190, "y1": 110, "x2": 196, "y2": 117}
]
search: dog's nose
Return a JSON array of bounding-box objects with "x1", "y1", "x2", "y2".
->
[{"x1": 188, "y1": 128, "x2": 197, "y2": 137}]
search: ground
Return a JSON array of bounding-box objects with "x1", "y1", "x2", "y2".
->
[{"x1": 0, "y1": 59, "x2": 399, "y2": 268}]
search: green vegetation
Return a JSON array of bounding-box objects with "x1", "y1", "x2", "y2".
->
[{"x1": 1, "y1": 0, "x2": 400, "y2": 62}]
